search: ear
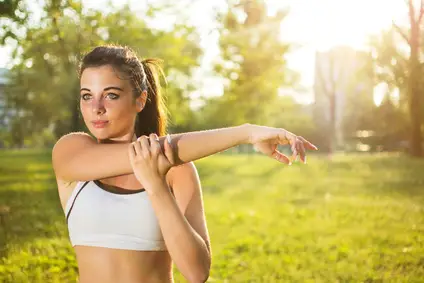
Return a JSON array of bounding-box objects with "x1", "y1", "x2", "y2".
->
[{"x1": 135, "y1": 90, "x2": 147, "y2": 112}]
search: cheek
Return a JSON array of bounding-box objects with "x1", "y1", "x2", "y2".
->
[
  {"x1": 104, "y1": 100, "x2": 136, "y2": 119},
  {"x1": 80, "y1": 101, "x2": 90, "y2": 119}
]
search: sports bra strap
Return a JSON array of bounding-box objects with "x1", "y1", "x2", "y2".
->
[{"x1": 66, "y1": 181, "x2": 89, "y2": 223}]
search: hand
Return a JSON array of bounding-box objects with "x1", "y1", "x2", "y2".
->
[
  {"x1": 128, "y1": 133, "x2": 173, "y2": 191},
  {"x1": 247, "y1": 124, "x2": 318, "y2": 164}
]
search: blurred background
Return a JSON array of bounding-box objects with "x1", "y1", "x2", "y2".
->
[{"x1": 0, "y1": 0, "x2": 423, "y2": 282}]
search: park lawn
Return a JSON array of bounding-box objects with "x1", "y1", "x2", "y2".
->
[{"x1": 0, "y1": 150, "x2": 423, "y2": 282}]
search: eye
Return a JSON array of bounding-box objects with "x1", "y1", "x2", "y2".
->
[
  {"x1": 106, "y1": 93, "x2": 119, "y2": 100},
  {"x1": 81, "y1": 93, "x2": 91, "y2": 100}
]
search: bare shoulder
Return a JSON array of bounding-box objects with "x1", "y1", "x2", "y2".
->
[
  {"x1": 53, "y1": 132, "x2": 94, "y2": 151},
  {"x1": 167, "y1": 162, "x2": 199, "y2": 189},
  {"x1": 166, "y1": 162, "x2": 200, "y2": 213},
  {"x1": 51, "y1": 132, "x2": 96, "y2": 181},
  {"x1": 52, "y1": 132, "x2": 95, "y2": 166}
]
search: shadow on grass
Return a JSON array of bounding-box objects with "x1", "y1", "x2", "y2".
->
[{"x1": 313, "y1": 153, "x2": 424, "y2": 200}]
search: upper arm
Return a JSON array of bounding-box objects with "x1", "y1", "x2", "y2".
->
[
  {"x1": 52, "y1": 132, "x2": 95, "y2": 180},
  {"x1": 52, "y1": 132, "x2": 132, "y2": 182},
  {"x1": 170, "y1": 162, "x2": 210, "y2": 253}
]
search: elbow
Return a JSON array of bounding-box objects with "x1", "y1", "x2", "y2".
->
[
  {"x1": 186, "y1": 256, "x2": 211, "y2": 283},
  {"x1": 199, "y1": 272, "x2": 210, "y2": 283},
  {"x1": 187, "y1": 268, "x2": 210, "y2": 283}
]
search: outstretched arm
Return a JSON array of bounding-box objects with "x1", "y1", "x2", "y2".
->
[
  {"x1": 53, "y1": 124, "x2": 250, "y2": 182},
  {"x1": 52, "y1": 123, "x2": 317, "y2": 182}
]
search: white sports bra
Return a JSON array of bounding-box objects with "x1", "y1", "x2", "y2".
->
[{"x1": 65, "y1": 180, "x2": 169, "y2": 251}]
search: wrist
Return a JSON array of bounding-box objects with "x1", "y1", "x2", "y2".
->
[
  {"x1": 144, "y1": 177, "x2": 169, "y2": 195},
  {"x1": 239, "y1": 123, "x2": 254, "y2": 144}
]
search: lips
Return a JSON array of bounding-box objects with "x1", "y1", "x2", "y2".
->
[{"x1": 92, "y1": 120, "x2": 109, "y2": 128}]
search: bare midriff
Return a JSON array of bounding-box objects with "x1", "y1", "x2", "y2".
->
[{"x1": 74, "y1": 246, "x2": 173, "y2": 283}]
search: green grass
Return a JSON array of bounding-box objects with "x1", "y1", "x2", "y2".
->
[{"x1": 1, "y1": 150, "x2": 424, "y2": 282}]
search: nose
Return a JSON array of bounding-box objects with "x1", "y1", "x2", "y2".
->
[{"x1": 92, "y1": 97, "x2": 106, "y2": 115}]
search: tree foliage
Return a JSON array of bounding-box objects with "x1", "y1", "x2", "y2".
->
[
  {"x1": 369, "y1": 0, "x2": 424, "y2": 156},
  {"x1": 209, "y1": 0, "x2": 295, "y2": 127}
]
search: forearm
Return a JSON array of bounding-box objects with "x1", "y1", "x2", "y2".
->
[
  {"x1": 167, "y1": 123, "x2": 251, "y2": 164},
  {"x1": 147, "y1": 181, "x2": 210, "y2": 282}
]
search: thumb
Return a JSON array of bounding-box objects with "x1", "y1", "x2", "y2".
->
[
  {"x1": 163, "y1": 134, "x2": 175, "y2": 165},
  {"x1": 272, "y1": 149, "x2": 291, "y2": 165}
]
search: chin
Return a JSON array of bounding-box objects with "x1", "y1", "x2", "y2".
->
[{"x1": 89, "y1": 128, "x2": 112, "y2": 140}]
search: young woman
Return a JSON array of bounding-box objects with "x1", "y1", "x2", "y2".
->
[{"x1": 52, "y1": 45, "x2": 317, "y2": 283}]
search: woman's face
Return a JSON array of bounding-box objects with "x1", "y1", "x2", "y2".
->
[{"x1": 80, "y1": 65, "x2": 144, "y2": 142}]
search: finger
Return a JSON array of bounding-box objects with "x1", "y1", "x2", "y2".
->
[
  {"x1": 298, "y1": 141, "x2": 306, "y2": 163},
  {"x1": 149, "y1": 133, "x2": 162, "y2": 157},
  {"x1": 297, "y1": 136, "x2": 318, "y2": 151},
  {"x1": 282, "y1": 130, "x2": 298, "y2": 159},
  {"x1": 128, "y1": 142, "x2": 136, "y2": 161},
  {"x1": 294, "y1": 138, "x2": 304, "y2": 162},
  {"x1": 164, "y1": 134, "x2": 175, "y2": 165},
  {"x1": 272, "y1": 150, "x2": 291, "y2": 165},
  {"x1": 289, "y1": 138, "x2": 298, "y2": 162},
  {"x1": 292, "y1": 142, "x2": 298, "y2": 161},
  {"x1": 133, "y1": 137, "x2": 143, "y2": 156},
  {"x1": 138, "y1": 135, "x2": 151, "y2": 158}
]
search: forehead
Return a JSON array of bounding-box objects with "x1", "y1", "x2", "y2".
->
[{"x1": 80, "y1": 65, "x2": 131, "y2": 88}]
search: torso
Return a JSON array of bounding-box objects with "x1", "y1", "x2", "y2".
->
[{"x1": 56, "y1": 171, "x2": 184, "y2": 283}]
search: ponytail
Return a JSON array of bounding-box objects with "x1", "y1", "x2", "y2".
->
[{"x1": 135, "y1": 59, "x2": 168, "y2": 138}]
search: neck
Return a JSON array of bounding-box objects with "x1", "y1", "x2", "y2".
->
[{"x1": 98, "y1": 132, "x2": 137, "y2": 144}]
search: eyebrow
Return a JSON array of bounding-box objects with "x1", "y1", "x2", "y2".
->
[{"x1": 80, "y1": 86, "x2": 124, "y2": 92}]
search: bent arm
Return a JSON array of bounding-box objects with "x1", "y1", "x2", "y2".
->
[
  {"x1": 147, "y1": 163, "x2": 211, "y2": 282},
  {"x1": 52, "y1": 124, "x2": 251, "y2": 182}
]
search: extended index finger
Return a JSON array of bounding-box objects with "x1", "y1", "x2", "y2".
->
[{"x1": 297, "y1": 136, "x2": 318, "y2": 150}]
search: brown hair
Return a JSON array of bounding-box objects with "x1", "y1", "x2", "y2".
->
[{"x1": 79, "y1": 45, "x2": 168, "y2": 137}]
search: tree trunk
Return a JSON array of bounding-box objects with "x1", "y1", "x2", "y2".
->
[
  {"x1": 328, "y1": 93, "x2": 337, "y2": 155},
  {"x1": 408, "y1": 8, "x2": 423, "y2": 157},
  {"x1": 408, "y1": 73, "x2": 422, "y2": 156}
]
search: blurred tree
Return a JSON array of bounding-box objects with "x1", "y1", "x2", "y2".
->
[
  {"x1": 266, "y1": 95, "x2": 315, "y2": 138},
  {"x1": 314, "y1": 50, "x2": 339, "y2": 154},
  {"x1": 3, "y1": 1, "x2": 202, "y2": 147},
  {"x1": 370, "y1": 0, "x2": 424, "y2": 157},
  {"x1": 375, "y1": 96, "x2": 410, "y2": 150},
  {"x1": 313, "y1": 46, "x2": 380, "y2": 154},
  {"x1": 0, "y1": 0, "x2": 28, "y2": 43},
  {"x1": 341, "y1": 52, "x2": 383, "y2": 151},
  {"x1": 210, "y1": 0, "x2": 295, "y2": 127},
  {"x1": 0, "y1": 0, "x2": 23, "y2": 19}
]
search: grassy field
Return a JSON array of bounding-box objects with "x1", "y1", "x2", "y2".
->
[{"x1": 0, "y1": 150, "x2": 423, "y2": 282}]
